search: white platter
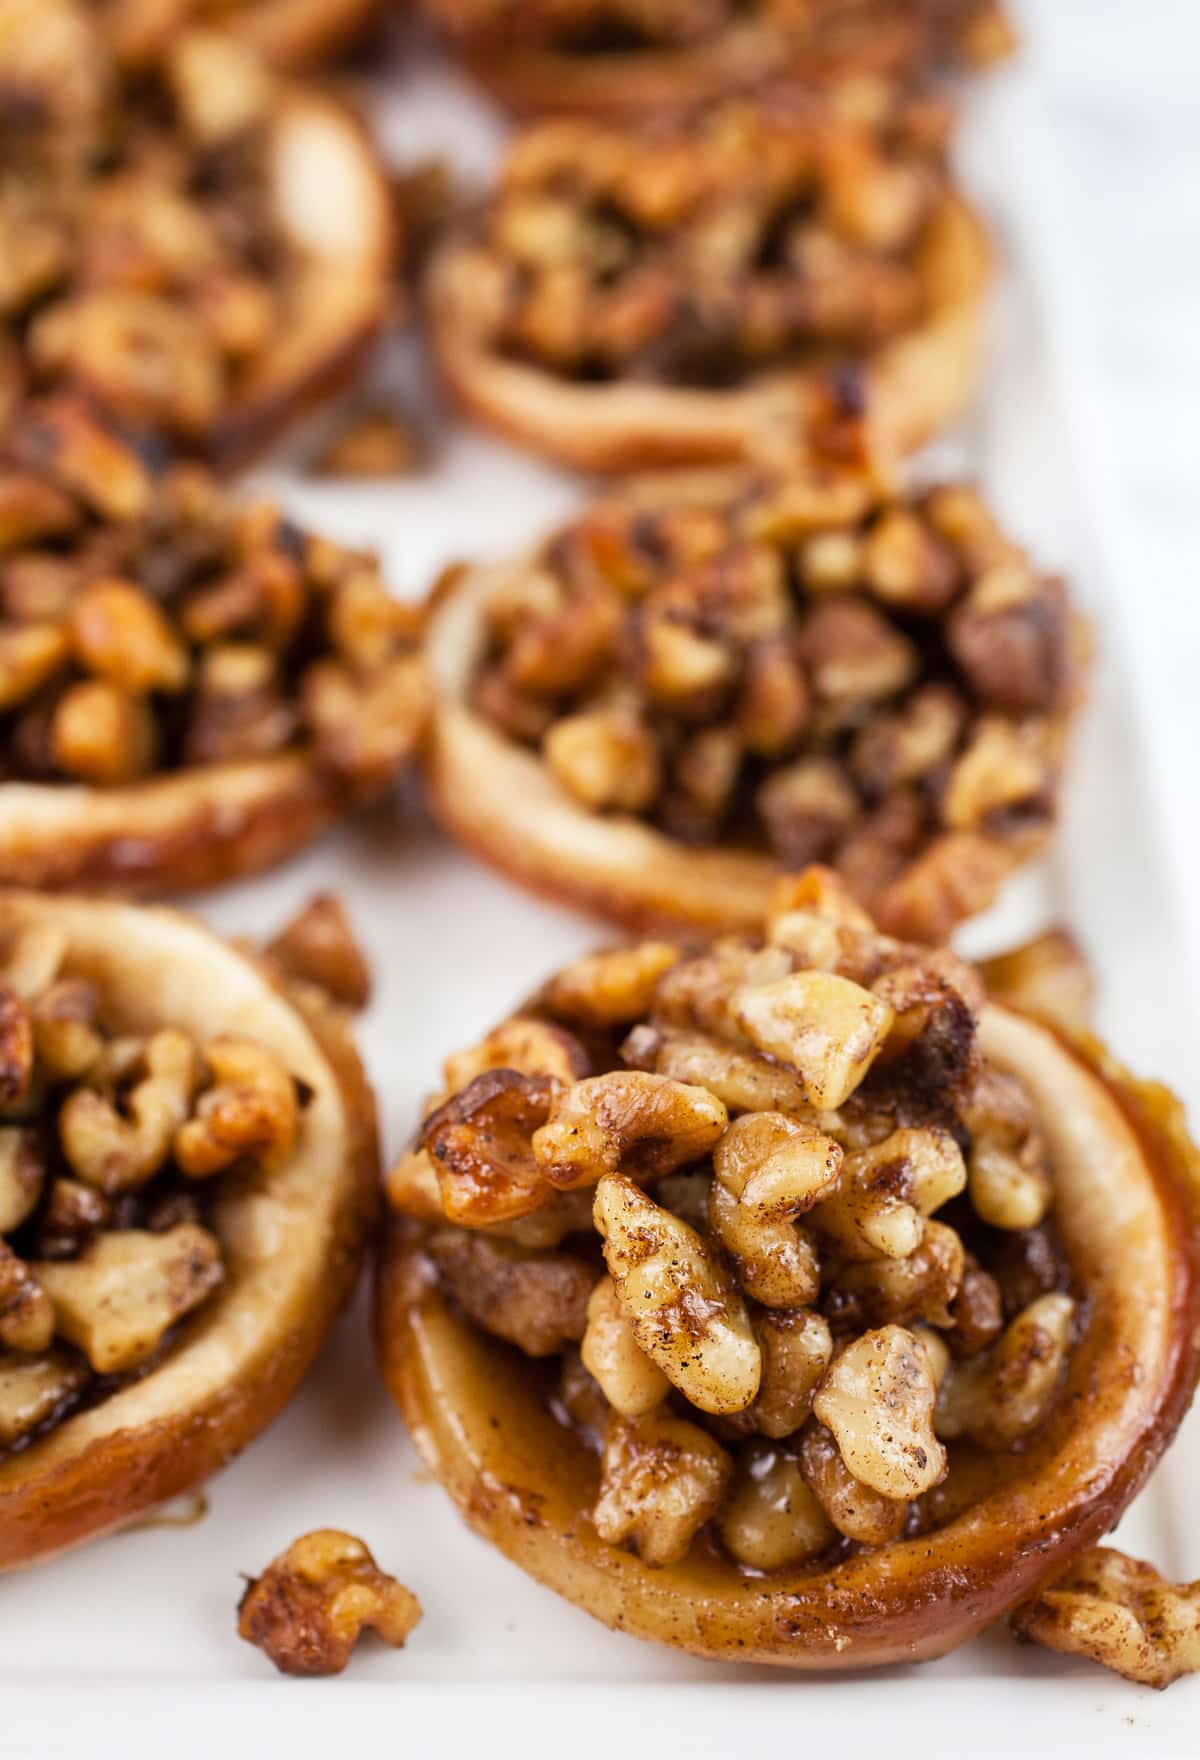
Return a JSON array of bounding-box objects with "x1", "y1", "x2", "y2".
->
[{"x1": 7, "y1": 17, "x2": 1200, "y2": 1758}]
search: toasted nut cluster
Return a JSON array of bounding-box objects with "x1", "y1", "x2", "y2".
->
[
  {"x1": 469, "y1": 470, "x2": 1080, "y2": 940},
  {"x1": 0, "y1": 401, "x2": 425, "y2": 797},
  {"x1": 388, "y1": 865, "x2": 1077, "y2": 1572},
  {"x1": 428, "y1": 0, "x2": 1015, "y2": 88},
  {"x1": 1011, "y1": 1548, "x2": 1200, "y2": 1691},
  {"x1": 0, "y1": 915, "x2": 314, "y2": 1449},
  {"x1": 238, "y1": 1530, "x2": 422, "y2": 1678},
  {"x1": 443, "y1": 90, "x2": 956, "y2": 396},
  {"x1": 0, "y1": 10, "x2": 367, "y2": 452}
]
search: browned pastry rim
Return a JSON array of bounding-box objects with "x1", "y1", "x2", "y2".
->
[
  {"x1": 0, "y1": 755, "x2": 350, "y2": 895},
  {"x1": 202, "y1": 80, "x2": 395, "y2": 472},
  {"x1": 0, "y1": 892, "x2": 378, "y2": 1571},
  {"x1": 102, "y1": 0, "x2": 385, "y2": 72},
  {"x1": 428, "y1": 192, "x2": 989, "y2": 474},
  {"x1": 428, "y1": 2, "x2": 1015, "y2": 118},
  {"x1": 423, "y1": 547, "x2": 1040, "y2": 943},
  {"x1": 376, "y1": 1007, "x2": 1200, "y2": 1668}
]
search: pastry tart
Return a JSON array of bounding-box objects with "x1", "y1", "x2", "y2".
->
[
  {"x1": 0, "y1": 399, "x2": 428, "y2": 894},
  {"x1": 95, "y1": 0, "x2": 385, "y2": 72},
  {"x1": 426, "y1": 90, "x2": 990, "y2": 474},
  {"x1": 0, "y1": 3, "x2": 393, "y2": 468},
  {"x1": 424, "y1": 465, "x2": 1083, "y2": 943},
  {"x1": 376, "y1": 870, "x2": 1200, "y2": 1669},
  {"x1": 424, "y1": 0, "x2": 1016, "y2": 118},
  {"x1": 0, "y1": 890, "x2": 377, "y2": 1570}
]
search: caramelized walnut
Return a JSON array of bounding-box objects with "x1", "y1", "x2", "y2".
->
[
  {"x1": 238, "y1": 1531, "x2": 422, "y2": 1678},
  {"x1": 1012, "y1": 1549, "x2": 1200, "y2": 1690}
]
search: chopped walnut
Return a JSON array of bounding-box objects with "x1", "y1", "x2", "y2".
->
[
  {"x1": 534, "y1": 1071, "x2": 727, "y2": 1189},
  {"x1": 0, "y1": 1239, "x2": 54, "y2": 1353},
  {"x1": 719, "y1": 1440, "x2": 836, "y2": 1572},
  {"x1": 426, "y1": 1227, "x2": 596, "y2": 1357},
  {"x1": 60, "y1": 1029, "x2": 198, "y2": 1194},
  {"x1": 581, "y1": 1273, "x2": 670, "y2": 1415},
  {"x1": 0, "y1": 1347, "x2": 89, "y2": 1447},
  {"x1": 0, "y1": 1126, "x2": 43, "y2": 1232},
  {"x1": 174, "y1": 1038, "x2": 298, "y2": 1179},
  {"x1": 238, "y1": 1531, "x2": 422, "y2": 1677},
  {"x1": 595, "y1": 1172, "x2": 760, "y2": 1415},
  {"x1": 421, "y1": 1070, "x2": 561, "y2": 1225},
  {"x1": 709, "y1": 1112, "x2": 840, "y2": 1307},
  {"x1": 798, "y1": 1418, "x2": 906, "y2": 1545},
  {"x1": 442, "y1": 1017, "x2": 589, "y2": 1092},
  {"x1": 937, "y1": 1292, "x2": 1075, "y2": 1448},
  {"x1": 265, "y1": 895, "x2": 371, "y2": 1011},
  {"x1": 593, "y1": 1408, "x2": 731, "y2": 1568},
  {"x1": 811, "y1": 1325, "x2": 946, "y2": 1499},
  {"x1": 1011, "y1": 1548, "x2": 1200, "y2": 1690},
  {"x1": 310, "y1": 410, "x2": 425, "y2": 480},
  {"x1": 33, "y1": 1222, "x2": 223, "y2": 1373},
  {"x1": 541, "y1": 943, "x2": 680, "y2": 1028},
  {"x1": 734, "y1": 972, "x2": 894, "y2": 1110}
]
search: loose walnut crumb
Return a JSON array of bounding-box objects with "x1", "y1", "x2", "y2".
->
[
  {"x1": 310, "y1": 410, "x2": 425, "y2": 480},
  {"x1": 238, "y1": 1530, "x2": 422, "y2": 1677},
  {"x1": 1011, "y1": 1548, "x2": 1200, "y2": 1690}
]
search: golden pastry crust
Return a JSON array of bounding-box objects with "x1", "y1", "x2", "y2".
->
[
  {"x1": 0, "y1": 5, "x2": 393, "y2": 467},
  {"x1": 425, "y1": 0, "x2": 1017, "y2": 118},
  {"x1": 376, "y1": 878, "x2": 1200, "y2": 1669},
  {"x1": 424, "y1": 468, "x2": 1083, "y2": 943},
  {"x1": 427, "y1": 93, "x2": 990, "y2": 474},
  {"x1": 0, "y1": 401, "x2": 429, "y2": 893},
  {"x1": 0, "y1": 891, "x2": 378, "y2": 1570}
]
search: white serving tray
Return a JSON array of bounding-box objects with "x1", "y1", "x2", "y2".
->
[{"x1": 9, "y1": 22, "x2": 1200, "y2": 1758}]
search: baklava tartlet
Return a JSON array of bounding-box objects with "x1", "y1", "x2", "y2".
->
[
  {"x1": 425, "y1": 466, "x2": 1083, "y2": 943},
  {"x1": 377, "y1": 869, "x2": 1200, "y2": 1669},
  {"x1": 0, "y1": 398, "x2": 428, "y2": 893},
  {"x1": 426, "y1": 90, "x2": 990, "y2": 473},
  {"x1": 424, "y1": 0, "x2": 1016, "y2": 118},
  {"x1": 0, "y1": 3, "x2": 393, "y2": 467},
  {"x1": 0, "y1": 890, "x2": 377, "y2": 1570}
]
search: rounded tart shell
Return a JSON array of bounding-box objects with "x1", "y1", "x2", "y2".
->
[
  {"x1": 0, "y1": 891, "x2": 378, "y2": 1571},
  {"x1": 376, "y1": 1005, "x2": 1200, "y2": 1668},
  {"x1": 428, "y1": 191, "x2": 989, "y2": 475}
]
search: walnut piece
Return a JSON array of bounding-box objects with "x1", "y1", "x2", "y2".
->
[
  {"x1": 174, "y1": 1037, "x2": 298, "y2": 1179},
  {"x1": 59, "y1": 1029, "x2": 197, "y2": 1194},
  {"x1": 811, "y1": 1325, "x2": 946, "y2": 1499},
  {"x1": 1011, "y1": 1548, "x2": 1200, "y2": 1690},
  {"x1": 33, "y1": 1222, "x2": 223, "y2": 1373},
  {"x1": 937, "y1": 1291, "x2": 1075, "y2": 1448},
  {"x1": 718, "y1": 1440, "x2": 835, "y2": 1572},
  {"x1": 265, "y1": 895, "x2": 371, "y2": 1011},
  {"x1": 581, "y1": 1273, "x2": 670, "y2": 1416},
  {"x1": 238, "y1": 1530, "x2": 422, "y2": 1677},
  {"x1": 595, "y1": 1171, "x2": 760, "y2": 1416},
  {"x1": 593, "y1": 1409, "x2": 731, "y2": 1568},
  {"x1": 426, "y1": 1227, "x2": 595, "y2": 1357},
  {"x1": 534, "y1": 1070, "x2": 727, "y2": 1189},
  {"x1": 709, "y1": 1112, "x2": 840, "y2": 1308}
]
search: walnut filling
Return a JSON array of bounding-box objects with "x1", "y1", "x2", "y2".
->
[
  {"x1": 0, "y1": 399, "x2": 425, "y2": 793},
  {"x1": 0, "y1": 914, "x2": 314, "y2": 1453},
  {"x1": 430, "y1": 0, "x2": 1015, "y2": 79},
  {"x1": 386, "y1": 867, "x2": 1077, "y2": 1574},
  {"x1": 0, "y1": 4, "x2": 384, "y2": 453},
  {"x1": 466, "y1": 471, "x2": 1080, "y2": 932},
  {"x1": 444, "y1": 90, "x2": 961, "y2": 395}
]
